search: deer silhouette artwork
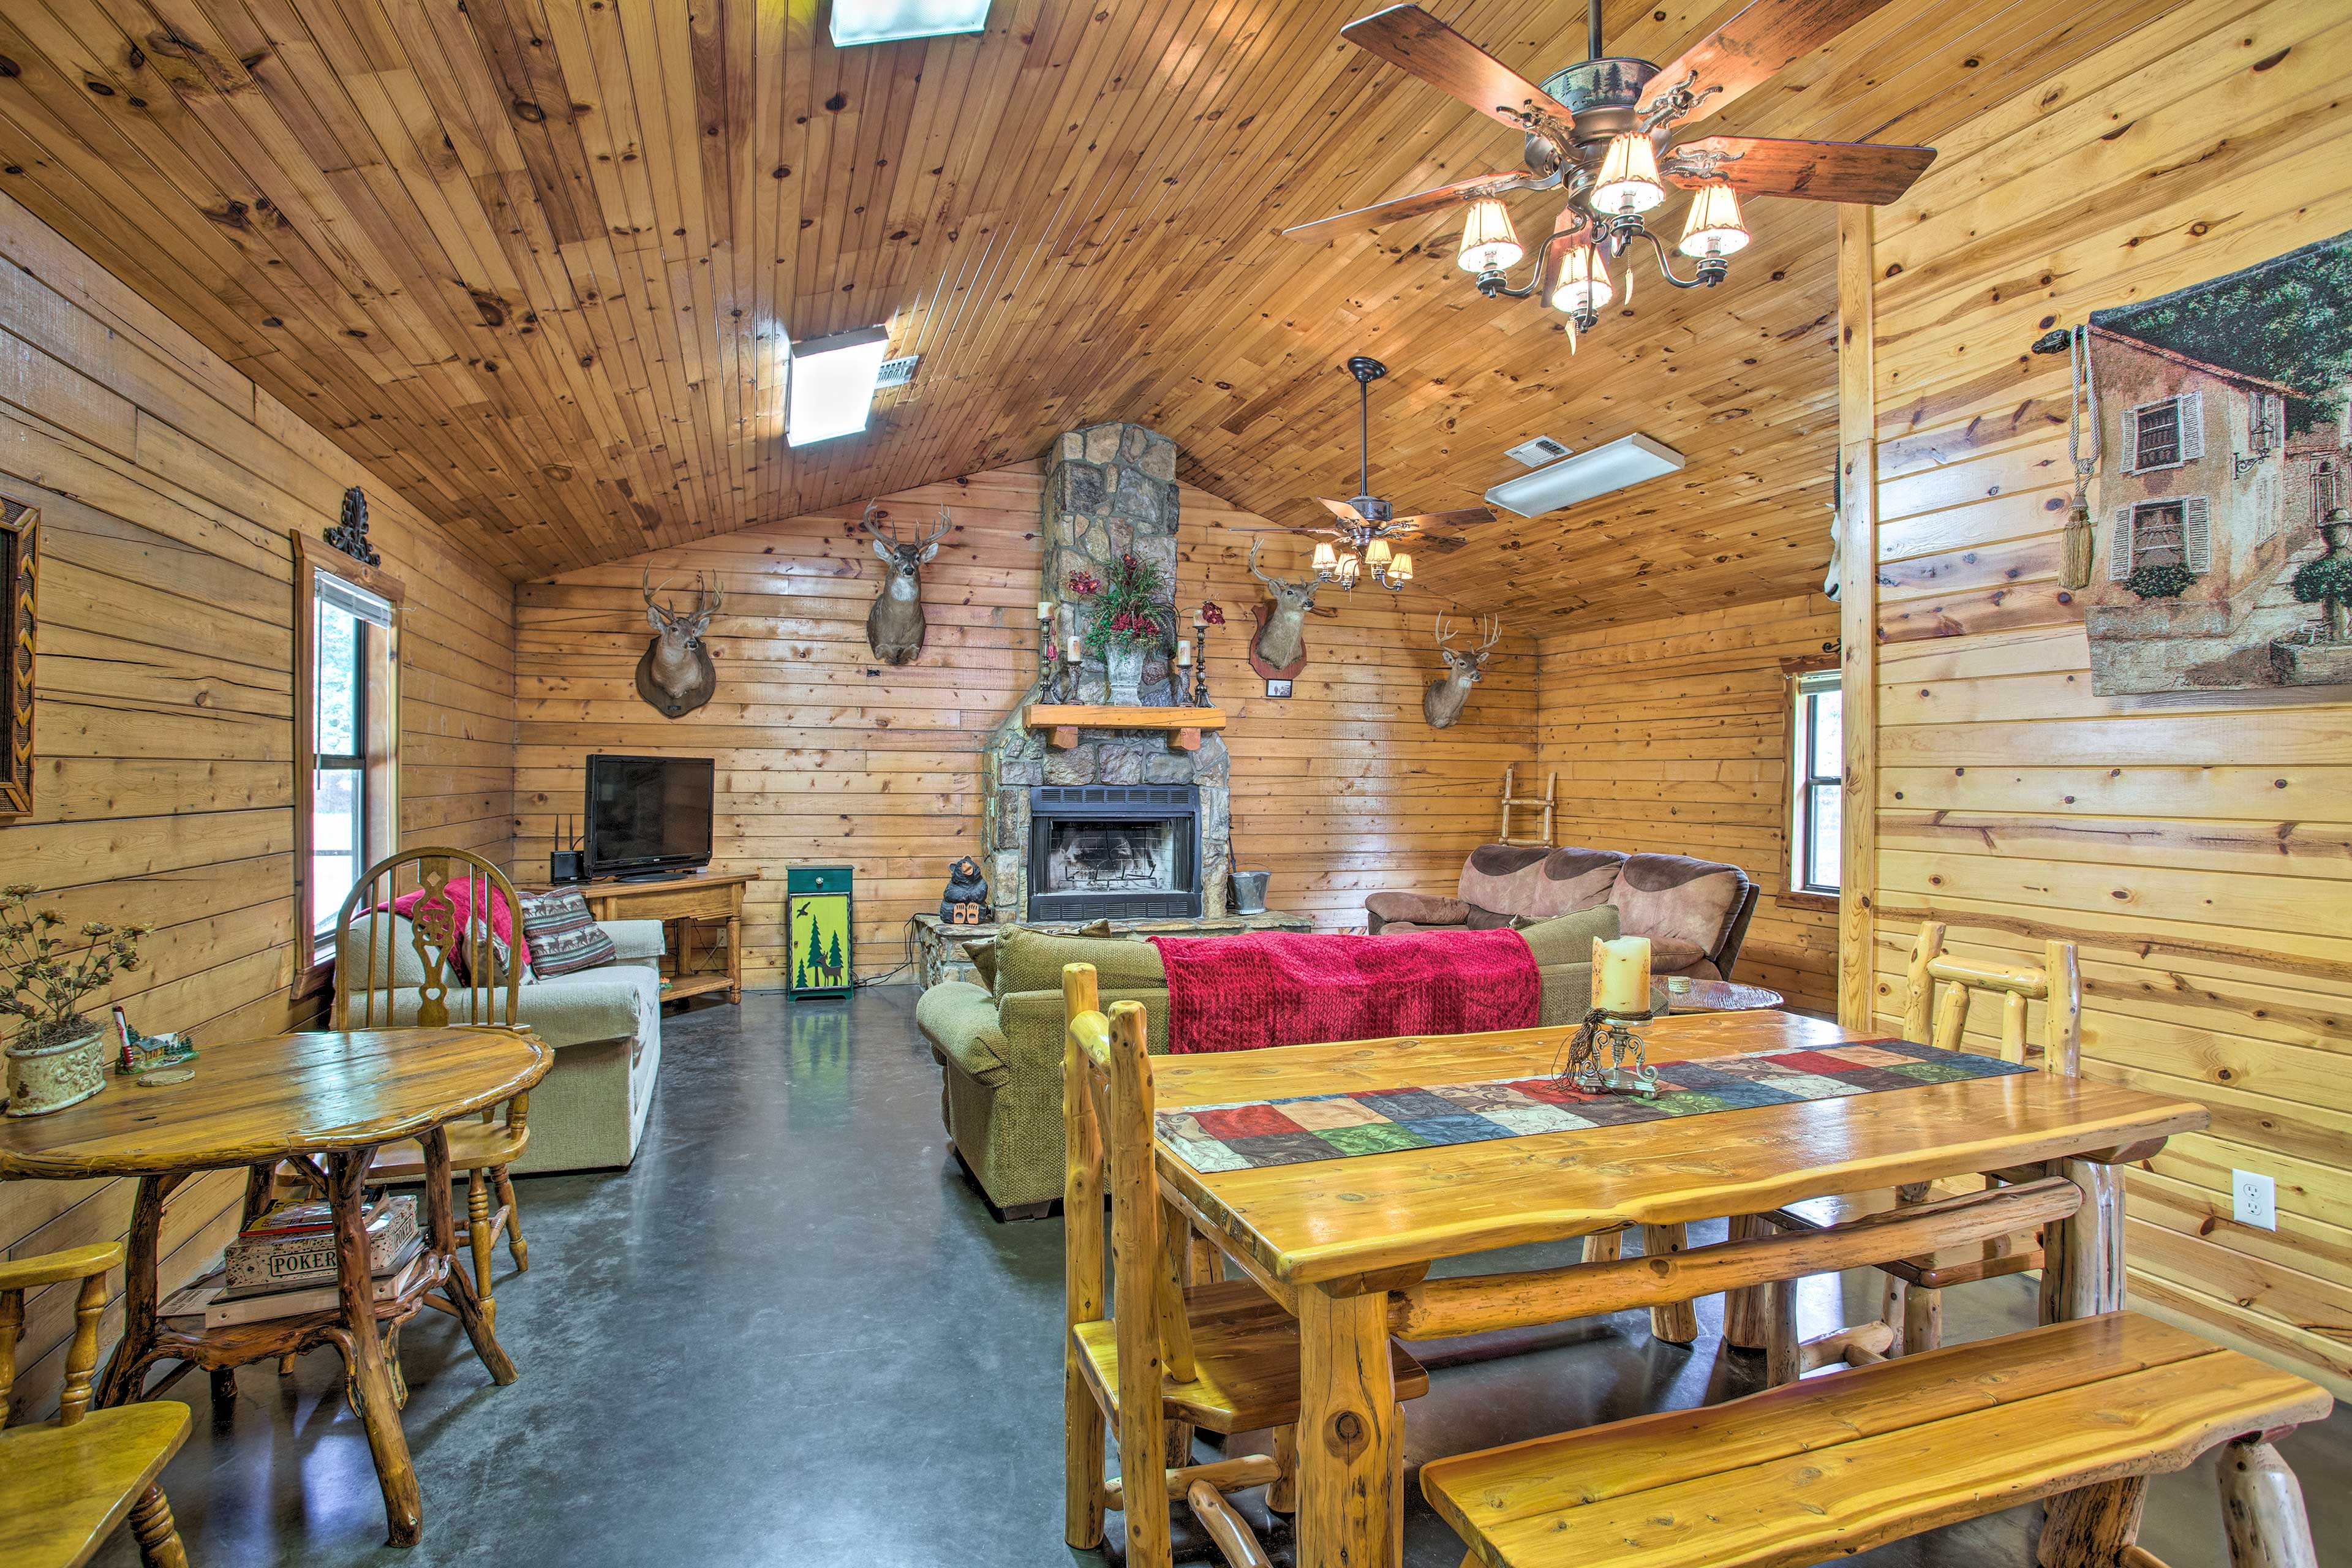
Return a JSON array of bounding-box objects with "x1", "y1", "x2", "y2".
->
[
  {"x1": 860, "y1": 503, "x2": 952, "y2": 665},
  {"x1": 637, "y1": 570, "x2": 723, "y2": 718},
  {"x1": 1246, "y1": 538, "x2": 1321, "y2": 674},
  {"x1": 1423, "y1": 612, "x2": 1501, "y2": 729}
]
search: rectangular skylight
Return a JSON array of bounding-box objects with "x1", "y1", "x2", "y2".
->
[
  {"x1": 831, "y1": 1, "x2": 992, "y2": 48},
  {"x1": 786, "y1": 326, "x2": 892, "y2": 448},
  {"x1": 1484, "y1": 433, "x2": 1685, "y2": 516}
]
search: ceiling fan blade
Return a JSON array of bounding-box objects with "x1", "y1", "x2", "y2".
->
[
  {"x1": 1426, "y1": 535, "x2": 1469, "y2": 554},
  {"x1": 1640, "y1": 0, "x2": 1899, "y2": 129},
  {"x1": 1667, "y1": 135, "x2": 1935, "y2": 205},
  {"x1": 1283, "y1": 170, "x2": 1533, "y2": 241},
  {"x1": 1316, "y1": 497, "x2": 1370, "y2": 524},
  {"x1": 1393, "y1": 507, "x2": 1496, "y2": 530},
  {"x1": 1340, "y1": 5, "x2": 1574, "y2": 134}
]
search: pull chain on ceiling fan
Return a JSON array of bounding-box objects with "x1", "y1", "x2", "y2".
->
[{"x1": 1307, "y1": 357, "x2": 1494, "y2": 592}]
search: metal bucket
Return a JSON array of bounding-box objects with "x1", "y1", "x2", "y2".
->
[{"x1": 1229, "y1": 870, "x2": 1270, "y2": 916}]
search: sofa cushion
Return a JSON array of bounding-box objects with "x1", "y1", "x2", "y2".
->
[
  {"x1": 600, "y1": 919, "x2": 668, "y2": 964},
  {"x1": 1608, "y1": 853, "x2": 1750, "y2": 960},
  {"x1": 960, "y1": 936, "x2": 1000, "y2": 992},
  {"x1": 518, "y1": 888, "x2": 618, "y2": 978},
  {"x1": 916, "y1": 981, "x2": 1012, "y2": 1085},
  {"x1": 996, "y1": 927, "x2": 1164, "y2": 997},
  {"x1": 1365, "y1": 891, "x2": 1471, "y2": 927},
  {"x1": 1646, "y1": 937, "x2": 1711, "y2": 973},
  {"x1": 1458, "y1": 844, "x2": 1627, "y2": 921},
  {"x1": 1513, "y1": 905, "x2": 1623, "y2": 968}
]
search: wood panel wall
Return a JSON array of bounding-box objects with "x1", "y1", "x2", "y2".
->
[
  {"x1": 1535, "y1": 594, "x2": 1842, "y2": 1012},
  {"x1": 1863, "y1": 0, "x2": 2352, "y2": 1395},
  {"x1": 515, "y1": 463, "x2": 1536, "y2": 981},
  {"x1": 0, "y1": 189, "x2": 516, "y2": 1419}
]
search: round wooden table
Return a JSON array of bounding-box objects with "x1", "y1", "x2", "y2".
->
[
  {"x1": 1653, "y1": 977, "x2": 1785, "y2": 1013},
  {"x1": 0, "y1": 1027, "x2": 548, "y2": 1548}
]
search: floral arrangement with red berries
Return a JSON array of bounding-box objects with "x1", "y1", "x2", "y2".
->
[{"x1": 1068, "y1": 553, "x2": 1167, "y2": 655}]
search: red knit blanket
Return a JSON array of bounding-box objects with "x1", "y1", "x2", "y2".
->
[{"x1": 1148, "y1": 928, "x2": 1540, "y2": 1055}]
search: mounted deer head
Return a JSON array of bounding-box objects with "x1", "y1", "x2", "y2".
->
[
  {"x1": 1423, "y1": 612, "x2": 1501, "y2": 729},
  {"x1": 861, "y1": 502, "x2": 952, "y2": 665},
  {"x1": 637, "y1": 569, "x2": 722, "y2": 718},
  {"x1": 1247, "y1": 538, "x2": 1321, "y2": 672}
]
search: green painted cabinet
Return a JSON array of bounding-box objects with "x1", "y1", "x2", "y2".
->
[{"x1": 786, "y1": 865, "x2": 853, "y2": 998}]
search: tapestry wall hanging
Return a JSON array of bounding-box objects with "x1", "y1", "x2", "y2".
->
[{"x1": 2083, "y1": 230, "x2": 2352, "y2": 695}]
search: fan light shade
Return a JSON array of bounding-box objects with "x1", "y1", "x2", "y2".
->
[
  {"x1": 1678, "y1": 183, "x2": 1751, "y2": 258},
  {"x1": 1335, "y1": 552, "x2": 1362, "y2": 585},
  {"x1": 1456, "y1": 198, "x2": 1524, "y2": 273},
  {"x1": 786, "y1": 325, "x2": 892, "y2": 447},
  {"x1": 1594, "y1": 134, "x2": 1665, "y2": 215},
  {"x1": 1363, "y1": 537, "x2": 1393, "y2": 567},
  {"x1": 1312, "y1": 540, "x2": 1338, "y2": 571},
  {"x1": 830, "y1": 0, "x2": 993, "y2": 47},
  {"x1": 1389, "y1": 552, "x2": 1414, "y2": 582},
  {"x1": 1550, "y1": 244, "x2": 1614, "y2": 316}
]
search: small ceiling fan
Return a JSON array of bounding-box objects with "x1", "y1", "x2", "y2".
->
[
  {"x1": 1284, "y1": 1, "x2": 1936, "y2": 336},
  {"x1": 1306, "y1": 356, "x2": 1494, "y2": 591}
]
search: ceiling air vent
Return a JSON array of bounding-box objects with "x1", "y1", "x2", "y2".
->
[
  {"x1": 1504, "y1": 435, "x2": 1572, "y2": 467},
  {"x1": 875, "y1": 355, "x2": 920, "y2": 390}
]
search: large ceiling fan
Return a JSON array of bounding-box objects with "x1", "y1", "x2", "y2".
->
[
  {"x1": 1284, "y1": 1, "x2": 1936, "y2": 339},
  {"x1": 1306, "y1": 356, "x2": 1494, "y2": 592}
]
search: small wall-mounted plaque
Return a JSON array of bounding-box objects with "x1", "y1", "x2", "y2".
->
[{"x1": 1264, "y1": 677, "x2": 1292, "y2": 699}]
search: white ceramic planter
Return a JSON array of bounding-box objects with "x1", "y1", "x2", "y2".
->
[
  {"x1": 1105, "y1": 643, "x2": 1147, "y2": 704},
  {"x1": 4, "y1": 1028, "x2": 108, "y2": 1117}
]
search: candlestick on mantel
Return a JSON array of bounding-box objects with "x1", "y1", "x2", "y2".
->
[
  {"x1": 1037, "y1": 599, "x2": 1054, "y2": 622},
  {"x1": 1592, "y1": 935, "x2": 1652, "y2": 1014}
]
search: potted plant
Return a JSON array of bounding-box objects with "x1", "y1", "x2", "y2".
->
[
  {"x1": 1069, "y1": 554, "x2": 1167, "y2": 704},
  {"x1": 2290, "y1": 512, "x2": 2352, "y2": 643},
  {"x1": 2, "y1": 886, "x2": 153, "y2": 1117},
  {"x1": 2123, "y1": 562, "x2": 2195, "y2": 600}
]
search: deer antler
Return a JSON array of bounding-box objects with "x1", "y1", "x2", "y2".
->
[
  {"x1": 858, "y1": 502, "x2": 899, "y2": 544},
  {"x1": 1248, "y1": 537, "x2": 1303, "y2": 589},
  {"x1": 1474, "y1": 614, "x2": 1502, "y2": 656},
  {"x1": 643, "y1": 567, "x2": 679, "y2": 624},
  {"x1": 693, "y1": 571, "x2": 723, "y2": 625},
  {"x1": 1433, "y1": 611, "x2": 1458, "y2": 648},
  {"x1": 918, "y1": 505, "x2": 952, "y2": 547}
]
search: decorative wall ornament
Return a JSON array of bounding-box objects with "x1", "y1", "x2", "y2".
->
[
  {"x1": 1245, "y1": 538, "x2": 1319, "y2": 676},
  {"x1": 859, "y1": 502, "x2": 951, "y2": 665},
  {"x1": 636, "y1": 568, "x2": 722, "y2": 717},
  {"x1": 324, "y1": 485, "x2": 382, "y2": 567},
  {"x1": 0, "y1": 495, "x2": 34, "y2": 819},
  {"x1": 1423, "y1": 612, "x2": 1502, "y2": 729},
  {"x1": 2078, "y1": 229, "x2": 2352, "y2": 694}
]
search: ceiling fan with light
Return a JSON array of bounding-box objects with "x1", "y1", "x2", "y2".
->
[
  {"x1": 1305, "y1": 356, "x2": 1495, "y2": 592},
  {"x1": 1283, "y1": 0, "x2": 1936, "y2": 342}
]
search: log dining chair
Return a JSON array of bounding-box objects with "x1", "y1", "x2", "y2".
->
[
  {"x1": 1743, "y1": 920, "x2": 2083, "y2": 1377},
  {"x1": 0, "y1": 1242, "x2": 191, "y2": 1567},
  {"x1": 328, "y1": 847, "x2": 534, "y2": 1330},
  {"x1": 1060, "y1": 963, "x2": 1431, "y2": 1568}
]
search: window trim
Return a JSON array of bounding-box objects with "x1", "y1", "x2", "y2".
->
[
  {"x1": 1779, "y1": 654, "x2": 1841, "y2": 912},
  {"x1": 293, "y1": 532, "x2": 404, "y2": 996}
]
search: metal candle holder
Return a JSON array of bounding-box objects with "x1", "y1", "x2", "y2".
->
[{"x1": 1559, "y1": 1007, "x2": 1661, "y2": 1097}]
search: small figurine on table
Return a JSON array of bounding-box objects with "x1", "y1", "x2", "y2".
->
[
  {"x1": 940, "y1": 856, "x2": 990, "y2": 926},
  {"x1": 111, "y1": 1005, "x2": 198, "y2": 1080}
]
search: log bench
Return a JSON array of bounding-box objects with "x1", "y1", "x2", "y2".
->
[{"x1": 1420, "y1": 1313, "x2": 2327, "y2": 1568}]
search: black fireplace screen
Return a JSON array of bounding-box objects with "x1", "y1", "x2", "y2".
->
[{"x1": 1027, "y1": 785, "x2": 1200, "y2": 921}]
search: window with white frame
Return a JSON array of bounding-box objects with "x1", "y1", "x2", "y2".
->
[
  {"x1": 1790, "y1": 670, "x2": 1841, "y2": 897},
  {"x1": 295, "y1": 537, "x2": 402, "y2": 981}
]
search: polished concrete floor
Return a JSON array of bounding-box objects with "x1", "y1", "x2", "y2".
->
[{"x1": 97, "y1": 987, "x2": 2346, "y2": 1567}]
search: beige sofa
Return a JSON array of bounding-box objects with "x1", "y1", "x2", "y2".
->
[
  {"x1": 1366, "y1": 844, "x2": 1758, "y2": 980},
  {"x1": 335, "y1": 916, "x2": 667, "y2": 1172}
]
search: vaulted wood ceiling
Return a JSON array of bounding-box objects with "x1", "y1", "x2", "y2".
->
[{"x1": 0, "y1": 0, "x2": 2164, "y2": 622}]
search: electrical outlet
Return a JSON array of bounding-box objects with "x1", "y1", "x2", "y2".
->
[{"x1": 2233, "y1": 1169, "x2": 2277, "y2": 1231}]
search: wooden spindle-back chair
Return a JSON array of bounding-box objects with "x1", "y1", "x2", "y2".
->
[
  {"x1": 326, "y1": 847, "x2": 533, "y2": 1329},
  {"x1": 1752, "y1": 920, "x2": 2084, "y2": 1375},
  {"x1": 0, "y1": 1243, "x2": 191, "y2": 1567},
  {"x1": 1060, "y1": 963, "x2": 1428, "y2": 1568}
]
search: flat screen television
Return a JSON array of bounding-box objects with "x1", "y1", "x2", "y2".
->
[{"x1": 584, "y1": 754, "x2": 714, "y2": 878}]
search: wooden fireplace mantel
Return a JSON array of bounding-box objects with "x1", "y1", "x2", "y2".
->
[{"x1": 1023, "y1": 704, "x2": 1229, "y2": 752}]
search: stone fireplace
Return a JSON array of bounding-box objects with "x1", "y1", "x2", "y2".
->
[{"x1": 982, "y1": 421, "x2": 1232, "y2": 921}]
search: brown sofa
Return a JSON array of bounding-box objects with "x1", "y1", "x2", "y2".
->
[{"x1": 1366, "y1": 843, "x2": 1758, "y2": 980}]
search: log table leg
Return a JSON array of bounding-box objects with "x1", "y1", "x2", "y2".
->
[
  {"x1": 329, "y1": 1147, "x2": 422, "y2": 1547},
  {"x1": 423, "y1": 1127, "x2": 519, "y2": 1384},
  {"x1": 1722, "y1": 1216, "x2": 1770, "y2": 1351},
  {"x1": 2217, "y1": 1439, "x2": 2320, "y2": 1568},
  {"x1": 1643, "y1": 1225, "x2": 1699, "y2": 1345},
  {"x1": 2038, "y1": 1476, "x2": 2146, "y2": 1568},
  {"x1": 2040, "y1": 1158, "x2": 2125, "y2": 1324},
  {"x1": 1297, "y1": 1285, "x2": 1399, "y2": 1568},
  {"x1": 97, "y1": 1171, "x2": 183, "y2": 1409}
]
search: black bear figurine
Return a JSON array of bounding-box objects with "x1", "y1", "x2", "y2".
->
[{"x1": 941, "y1": 855, "x2": 990, "y2": 925}]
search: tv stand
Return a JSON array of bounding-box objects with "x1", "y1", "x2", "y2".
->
[{"x1": 575, "y1": 870, "x2": 758, "y2": 1005}]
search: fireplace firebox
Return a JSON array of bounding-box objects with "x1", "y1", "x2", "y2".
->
[{"x1": 1026, "y1": 785, "x2": 1201, "y2": 921}]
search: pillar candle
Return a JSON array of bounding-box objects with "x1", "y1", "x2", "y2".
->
[
  {"x1": 1176, "y1": 640, "x2": 1192, "y2": 668},
  {"x1": 1037, "y1": 599, "x2": 1054, "y2": 622},
  {"x1": 1592, "y1": 935, "x2": 1651, "y2": 1014}
]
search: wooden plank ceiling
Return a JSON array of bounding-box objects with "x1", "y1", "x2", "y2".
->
[{"x1": 0, "y1": 0, "x2": 2147, "y2": 623}]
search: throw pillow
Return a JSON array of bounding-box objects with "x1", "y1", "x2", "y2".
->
[
  {"x1": 960, "y1": 936, "x2": 1000, "y2": 993},
  {"x1": 518, "y1": 888, "x2": 617, "y2": 978},
  {"x1": 1513, "y1": 904, "x2": 1624, "y2": 968}
]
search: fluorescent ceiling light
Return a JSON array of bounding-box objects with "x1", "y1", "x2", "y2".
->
[
  {"x1": 831, "y1": 0, "x2": 992, "y2": 47},
  {"x1": 1484, "y1": 433, "x2": 1685, "y2": 517},
  {"x1": 787, "y1": 326, "x2": 891, "y2": 447}
]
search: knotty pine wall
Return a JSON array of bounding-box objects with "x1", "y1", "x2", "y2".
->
[
  {"x1": 1536, "y1": 594, "x2": 1843, "y2": 1014},
  {"x1": 1863, "y1": 0, "x2": 2352, "y2": 1394},
  {"x1": 515, "y1": 464, "x2": 1536, "y2": 981},
  {"x1": 0, "y1": 190, "x2": 516, "y2": 1418}
]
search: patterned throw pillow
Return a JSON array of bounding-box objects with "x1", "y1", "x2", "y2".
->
[{"x1": 517, "y1": 888, "x2": 617, "y2": 978}]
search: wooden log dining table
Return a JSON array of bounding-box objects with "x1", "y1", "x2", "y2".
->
[
  {"x1": 0, "y1": 1027, "x2": 549, "y2": 1548},
  {"x1": 1144, "y1": 1009, "x2": 2209, "y2": 1568}
]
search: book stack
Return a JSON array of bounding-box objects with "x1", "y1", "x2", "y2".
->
[{"x1": 162, "y1": 1196, "x2": 427, "y2": 1329}]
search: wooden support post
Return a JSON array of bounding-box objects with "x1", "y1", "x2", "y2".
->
[
  {"x1": 1643, "y1": 1224, "x2": 1699, "y2": 1344},
  {"x1": 1723, "y1": 1215, "x2": 1770, "y2": 1351},
  {"x1": 1104, "y1": 1453, "x2": 1283, "y2": 1510},
  {"x1": 1297, "y1": 1286, "x2": 1398, "y2": 1568},
  {"x1": 1836, "y1": 203, "x2": 1879, "y2": 1033},
  {"x1": 1764, "y1": 1270, "x2": 1800, "y2": 1387},
  {"x1": 1062, "y1": 965, "x2": 1107, "y2": 1550},
  {"x1": 1268, "y1": 1424, "x2": 1298, "y2": 1514},
  {"x1": 1187, "y1": 1480, "x2": 1272, "y2": 1568},
  {"x1": 2217, "y1": 1439, "x2": 2320, "y2": 1568},
  {"x1": 2038, "y1": 1477, "x2": 2147, "y2": 1568},
  {"x1": 1581, "y1": 1230, "x2": 1622, "y2": 1264},
  {"x1": 2040, "y1": 1158, "x2": 2125, "y2": 1324}
]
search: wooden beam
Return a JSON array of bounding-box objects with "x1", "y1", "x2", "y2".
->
[
  {"x1": 1389, "y1": 1177, "x2": 2082, "y2": 1340},
  {"x1": 1836, "y1": 203, "x2": 1879, "y2": 1033}
]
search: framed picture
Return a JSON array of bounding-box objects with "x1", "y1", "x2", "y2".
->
[
  {"x1": 1264, "y1": 677, "x2": 1292, "y2": 698},
  {"x1": 0, "y1": 493, "x2": 36, "y2": 820}
]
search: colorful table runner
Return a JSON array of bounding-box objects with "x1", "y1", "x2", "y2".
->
[{"x1": 1156, "y1": 1038, "x2": 2033, "y2": 1174}]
